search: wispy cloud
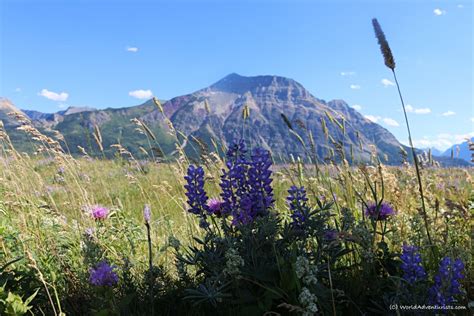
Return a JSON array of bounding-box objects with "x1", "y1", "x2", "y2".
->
[
  {"x1": 441, "y1": 111, "x2": 456, "y2": 117},
  {"x1": 381, "y1": 78, "x2": 395, "y2": 87},
  {"x1": 129, "y1": 89, "x2": 153, "y2": 99},
  {"x1": 340, "y1": 71, "x2": 355, "y2": 76},
  {"x1": 406, "y1": 104, "x2": 431, "y2": 114},
  {"x1": 351, "y1": 104, "x2": 362, "y2": 111},
  {"x1": 471, "y1": 117, "x2": 474, "y2": 123},
  {"x1": 365, "y1": 115, "x2": 399, "y2": 127},
  {"x1": 382, "y1": 118, "x2": 399, "y2": 127},
  {"x1": 457, "y1": 4, "x2": 464, "y2": 9},
  {"x1": 364, "y1": 115, "x2": 380, "y2": 123},
  {"x1": 350, "y1": 84, "x2": 361, "y2": 90},
  {"x1": 412, "y1": 132, "x2": 474, "y2": 151},
  {"x1": 126, "y1": 46, "x2": 139, "y2": 52},
  {"x1": 39, "y1": 89, "x2": 69, "y2": 101},
  {"x1": 15, "y1": 88, "x2": 21, "y2": 92},
  {"x1": 433, "y1": 8, "x2": 446, "y2": 16}
]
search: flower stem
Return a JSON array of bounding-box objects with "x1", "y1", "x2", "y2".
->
[
  {"x1": 391, "y1": 69, "x2": 433, "y2": 253},
  {"x1": 145, "y1": 222, "x2": 154, "y2": 315}
]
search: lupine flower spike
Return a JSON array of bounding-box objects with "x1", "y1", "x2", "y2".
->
[
  {"x1": 429, "y1": 257, "x2": 465, "y2": 307},
  {"x1": 400, "y1": 245, "x2": 426, "y2": 285},
  {"x1": 287, "y1": 186, "x2": 310, "y2": 228},
  {"x1": 184, "y1": 165, "x2": 210, "y2": 227},
  {"x1": 220, "y1": 141, "x2": 274, "y2": 226},
  {"x1": 184, "y1": 165, "x2": 210, "y2": 215}
]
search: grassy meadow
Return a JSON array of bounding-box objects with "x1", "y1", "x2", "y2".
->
[{"x1": 0, "y1": 129, "x2": 472, "y2": 314}]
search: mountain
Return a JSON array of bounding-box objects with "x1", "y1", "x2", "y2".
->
[
  {"x1": 441, "y1": 138, "x2": 473, "y2": 163},
  {"x1": 0, "y1": 97, "x2": 40, "y2": 152},
  {"x1": 150, "y1": 73, "x2": 404, "y2": 163},
  {"x1": 1, "y1": 74, "x2": 469, "y2": 166},
  {"x1": 421, "y1": 147, "x2": 443, "y2": 156},
  {"x1": 0, "y1": 97, "x2": 24, "y2": 127}
]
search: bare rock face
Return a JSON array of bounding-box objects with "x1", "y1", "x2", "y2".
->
[{"x1": 154, "y1": 73, "x2": 405, "y2": 164}]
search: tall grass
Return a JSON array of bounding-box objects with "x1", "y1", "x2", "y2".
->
[{"x1": 372, "y1": 18, "x2": 433, "y2": 252}]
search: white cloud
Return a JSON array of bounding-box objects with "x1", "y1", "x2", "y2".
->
[
  {"x1": 412, "y1": 132, "x2": 474, "y2": 151},
  {"x1": 364, "y1": 115, "x2": 381, "y2": 123},
  {"x1": 15, "y1": 88, "x2": 21, "y2": 92},
  {"x1": 414, "y1": 108, "x2": 431, "y2": 114},
  {"x1": 457, "y1": 4, "x2": 464, "y2": 9},
  {"x1": 365, "y1": 115, "x2": 399, "y2": 127},
  {"x1": 350, "y1": 84, "x2": 361, "y2": 90},
  {"x1": 381, "y1": 78, "x2": 395, "y2": 87},
  {"x1": 351, "y1": 104, "x2": 362, "y2": 111},
  {"x1": 340, "y1": 71, "x2": 355, "y2": 76},
  {"x1": 441, "y1": 111, "x2": 456, "y2": 117},
  {"x1": 470, "y1": 117, "x2": 474, "y2": 122},
  {"x1": 382, "y1": 118, "x2": 400, "y2": 127},
  {"x1": 39, "y1": 89, "x2": 69, "y2": 101},
  {"x1": 433, "y1": 8, "x2": 446, "y2": 16},
  {"x1": 406, "y1": 104, "x2": 431, "y2": 114},
  {"x1": 129, "y1": 89, "x2": 153, "y2": 99},
  {"x1": 126, "y1": 47, "x2": 139, "y2": 52}
]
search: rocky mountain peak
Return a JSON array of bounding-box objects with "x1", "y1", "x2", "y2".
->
[
  {"x1": 0, "y1": 98, "x2": 22, "y2": 113},
  {"x1": 209, "y1": 73, "x2": 311, "y2": 99}
]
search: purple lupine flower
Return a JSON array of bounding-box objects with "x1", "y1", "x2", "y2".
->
[
  {"x1": 365, "y1": 202, "x2": 395, "y2": 221},
  {"x1": 226, "y1": 139, "x2": 247, "y2": 163},
  {"x1": 143, "y1": 204, "x2": 151, "y2": 224},
  {"x1": 220, "y1": 158, "x2": 247, "y2": 217},
  {"x1": 287, "y1": 186, "x2": 310, "y2": 228},
  {"x1": 248, "y1": 148, "x2": 274, "y2": 216},
  {"x1": 184, "y1": 165, "x2": 210, "y2": 215},
  {"x1": 89, "y1": 261, "x2": 119, "y2": 287},
  {"x1": 91, "y1": 205, "x2": 109, "y2": 220},
  {"x1": 220, "y1": 141, "x2": 274, "y2": 226},
  {"x1": 207, "y1": 198, "x2": 223, "y2": 216},
  {"x1": 400, "y1": 245, "x2": 426, "y2": 285},
  {"x1": 429, "y1": 257, "x2": 465, "y2": 307}
]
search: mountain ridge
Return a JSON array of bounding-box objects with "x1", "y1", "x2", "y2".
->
[
  {"x1": 1, "y1": 74, "x2": 470, "y2": 166},
  {"x1": 441, "y1": 138, "x2": 473, "y2": 163}
]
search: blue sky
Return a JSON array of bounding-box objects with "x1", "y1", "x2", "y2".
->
[{"x1": 0, "y1": 0, "x2": 472, "y2": 151}]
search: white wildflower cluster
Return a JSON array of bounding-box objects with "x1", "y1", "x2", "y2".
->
[
  {"x1": 223, "y1": 248, "x2": 244, "y2": 276},
  {"x1": 295, "y1": 256, "x2": 319, "y2": 315},
  {"x1": 298, "y1": 287, "x2": 318, "y2": 316},
  {"x1": 295, "y1": 256, "x2": 318, "y2": 286}
]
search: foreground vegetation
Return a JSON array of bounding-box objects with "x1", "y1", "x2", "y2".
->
[{"x1": 0, "y1": 135, "x2": 472, "y2": 314}]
